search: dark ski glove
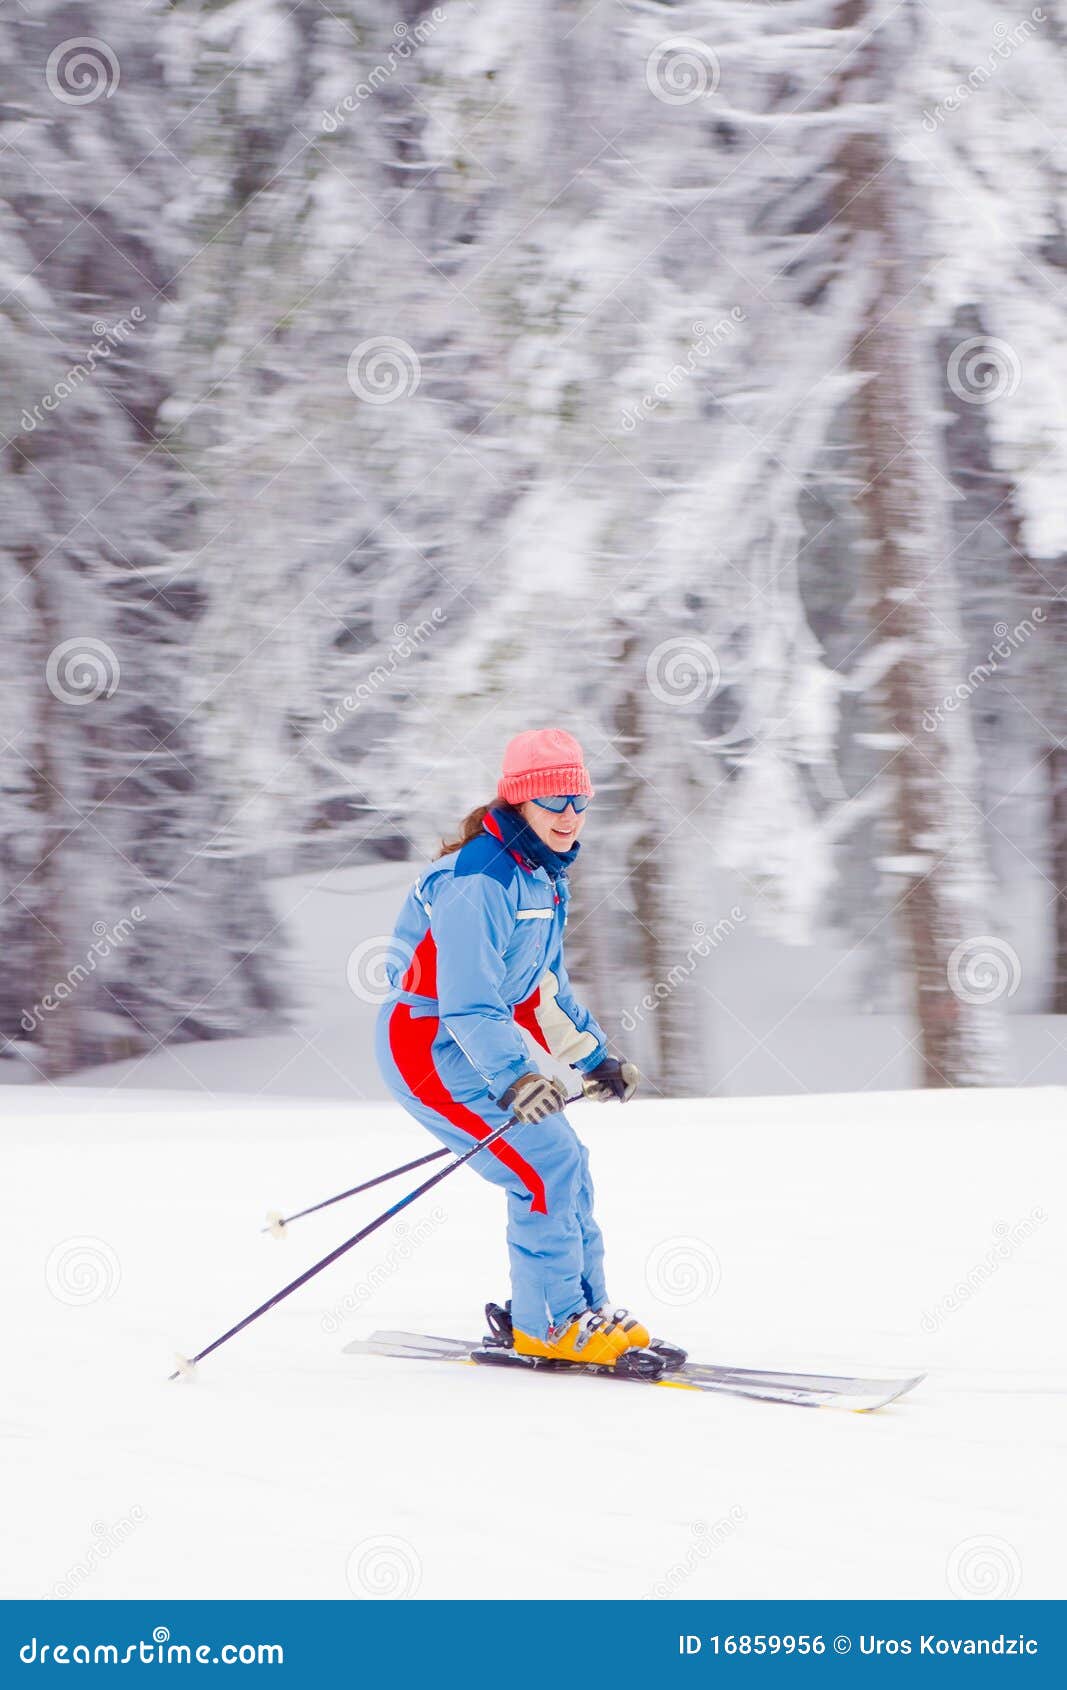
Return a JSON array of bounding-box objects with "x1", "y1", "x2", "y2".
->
[
  {"x1": 497, "y1": 1072, "x2": 569, "y2": 1124},
  {"x1": 581, "y1": 1056, "x2": 640, "y2": 1103}
]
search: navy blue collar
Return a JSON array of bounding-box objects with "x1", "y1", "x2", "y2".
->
[{"x1": 487, "y1": 805, "x2": 580, "y2": 880}]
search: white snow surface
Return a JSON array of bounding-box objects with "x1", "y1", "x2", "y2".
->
[{"x1": 4, "y1": 1085, "x2": 1063, "y2": 1601}]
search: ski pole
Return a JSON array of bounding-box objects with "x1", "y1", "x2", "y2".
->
[
  {"x1": 171, "y1": 1093, "x2": 582, "y2": 1379},
  {"x1": 262, "y1": 1145, "x2": 448, "y2": 1236}
]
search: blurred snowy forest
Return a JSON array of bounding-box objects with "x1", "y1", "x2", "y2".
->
[{"x1": 2, "y1": 0, "x2": 1067, "y2": 1096}]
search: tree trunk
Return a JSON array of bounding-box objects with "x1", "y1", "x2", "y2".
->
[
  {"x1": 841, "y1": 22, "x2": 1005, "y2": 1086},
  {"x1": 19, "y1": 549, "x2": 80, "y2": 1080},
  {"x1": 1050, "y1": 748, "x2": 1067, "y2": 1014},
  {"x1": 615, "y1": 639, "x2": 711, "y2": 1098}
]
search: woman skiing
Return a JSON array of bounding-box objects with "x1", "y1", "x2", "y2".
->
[{"x1": 377, "y1": 727, "x2": 651, "y2": 1369}]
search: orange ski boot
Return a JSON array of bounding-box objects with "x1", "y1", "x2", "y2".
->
[
  {"x1": 513, "y1": 1309, "x2": 630, "y2": 1368},
  {"x1": 598, "y1": 1307, "x2": 652, "y2": 1351},
  {"x1": 598, "y1": 1306, "x2": 688, "y2": 1370}
]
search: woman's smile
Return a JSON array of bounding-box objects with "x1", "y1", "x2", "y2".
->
[{"x1": 520, "y1": 798, "x2": 588, "y2": 851}]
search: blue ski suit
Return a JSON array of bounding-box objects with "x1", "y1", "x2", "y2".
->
[{"x1": 375, "y1": 807, "x2": 610, "y2": 1340}]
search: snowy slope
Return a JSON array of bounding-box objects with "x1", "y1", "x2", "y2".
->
[{"x1": 3, "y1": 1086, "x2": 1063, "y2": 1601}]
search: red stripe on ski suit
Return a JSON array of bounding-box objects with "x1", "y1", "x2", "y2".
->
[
  {"x1": 401, "y1": 929, "x2": 438, "y2": 996},
  {"x1": 512, "y1": 986, "x2": 552, "y2": 1054},
  {"x1": 387, "y1": 1003, "x2": 549, "y2": 1214}
]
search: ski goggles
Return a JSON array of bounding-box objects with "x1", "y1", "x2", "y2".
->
[{"x1": 530, "y1": 793, "x2": 591, "y2": 814}]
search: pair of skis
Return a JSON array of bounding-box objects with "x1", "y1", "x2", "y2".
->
[
  {"x1": 343, "y1": 1320, "x2": 925, "y2": 1412},
  {"x1": 172, "y1": 1118, "x2": 922, "y2": 1413}
]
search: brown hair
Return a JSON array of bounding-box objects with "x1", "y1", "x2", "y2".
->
[{"x1": 437, "y1": 800, "x2": 519, "y2": 857}]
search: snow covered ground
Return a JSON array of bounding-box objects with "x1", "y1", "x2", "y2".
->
[{"x1": 4, "y1": 1085, "x2": 1063, "y2": 1601}]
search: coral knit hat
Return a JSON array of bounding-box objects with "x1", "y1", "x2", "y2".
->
[{"x1": 497, "y1": 728, "x2": 595, "y2": 805}]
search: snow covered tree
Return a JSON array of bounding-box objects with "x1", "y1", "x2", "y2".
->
[
  {"x1": 3, "y1": 0, "x2": 1063, "y2": 1095},
  {"x1": 909, "y1": 0, "x2": 1067, "y2": 1018},
  {"x1": 0, "y1": 1, "x2": 287, "y2": 1077}
]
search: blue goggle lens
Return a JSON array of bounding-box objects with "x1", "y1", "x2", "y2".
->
[{"x1": 532, "y1": 793, "x2": 590, "y2": 814}]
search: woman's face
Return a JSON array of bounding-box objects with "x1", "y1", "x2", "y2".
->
[{"x1": 520, "y1": 797, "x2": 589, "y2": 852}]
